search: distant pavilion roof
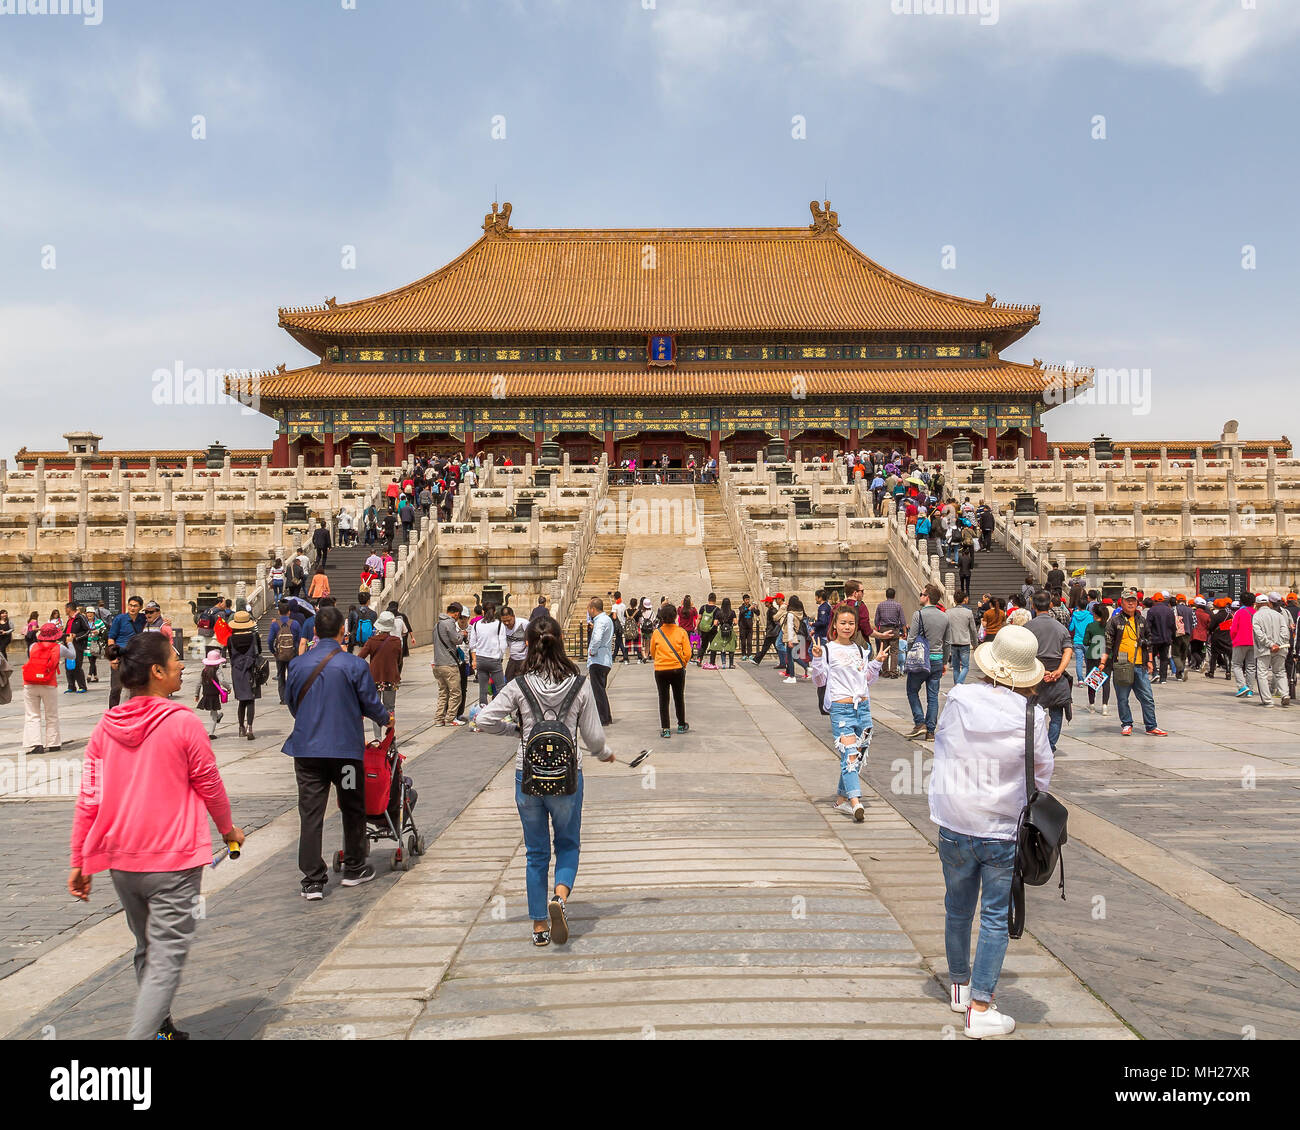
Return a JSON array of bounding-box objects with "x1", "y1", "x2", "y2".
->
[{"x1": 277, "y1": 202, "x2": 1040, "y2": 348}]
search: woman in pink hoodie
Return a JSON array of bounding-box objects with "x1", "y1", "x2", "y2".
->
[{"x1": 68, "y1": 632, "x2": 244, "y2": 1040}]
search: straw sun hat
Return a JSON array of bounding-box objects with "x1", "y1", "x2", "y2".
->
[{"x1": 972, "y1": 624, "x2": 1044, "y2": 689}]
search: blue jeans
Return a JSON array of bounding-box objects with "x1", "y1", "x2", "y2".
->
[
  {"x1": 951, "y1": 644, "x2": 970, "y2": 685},
  {"x1": 1074, "y1": 649, "x2": 1086, "y2": 684},
  {"x1": 1046, "y1": 705, "x2": 1064, "y2": 751},
  {"x1": 906, "y1": 658, "x2": 944, "y2": 733},
  {"x1": 1115, "y1": 666, "x2": 1158, "y2": 731},
  {"x1": 783, "y1": 645, "x2": 808, "y2": 677},
  {"x1": 515, "y1": 771, "x2": 583, "y2": 922},
  {"x1": 828, "y1": 700, "x2": 872, "y2": 799},
  {"x1": 937, "y1": 828, "x2": 1016, "y2": 1003}
]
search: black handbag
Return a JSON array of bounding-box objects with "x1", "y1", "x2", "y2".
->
[{"x1": 1009, "y1": 697, "x2": 1068, "y2": 939}]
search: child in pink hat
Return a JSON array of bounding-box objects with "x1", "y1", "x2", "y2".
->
[{"x1": 195, "y1": 649, "x2": 230, "y2": 736}]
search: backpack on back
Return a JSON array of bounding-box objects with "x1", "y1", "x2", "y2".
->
[
  {"x1": 274, "y1": 619, "x2": 297, "y2": 663},
  {"x1": 517, "y1": 675, "x2": 585, "y2": 797},
  {"x1": 904, "y1": 614, "x2": 933, "y2": 674},
  {"x1": 356, "y1": 614, "x2": 375, "y2": 646}
]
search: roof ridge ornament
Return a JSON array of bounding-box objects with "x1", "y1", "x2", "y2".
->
[
  {"x1": 984, "y1": 293, "x2": 996, "y2": 305},
  {"x1": 483, "y1": 200, "x2": 514, "y2": 237},
  {"x1": 808, "y1": 199, "x2": 839, "y2": 233}
]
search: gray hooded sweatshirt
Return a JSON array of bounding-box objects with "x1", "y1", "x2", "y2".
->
[{"x1": 474, "y1": 671, "x2": 609, "y2": 772}]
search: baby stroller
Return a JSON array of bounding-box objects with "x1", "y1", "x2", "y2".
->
[{"x1": 332, "y1": 726, "x2": 424, "y2": 873}]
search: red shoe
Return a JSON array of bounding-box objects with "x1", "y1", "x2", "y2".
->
[
  {"x1": 1121, "y1": 725, "x2": 1133, "y2": 736},
  {"x1": 1145, "y1": 727, "x2": 1168, "y2": 736}
]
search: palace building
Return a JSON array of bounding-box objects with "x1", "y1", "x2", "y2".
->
[{"x1": 231, "y1": 201, "x2": 1094, "y2": 468}]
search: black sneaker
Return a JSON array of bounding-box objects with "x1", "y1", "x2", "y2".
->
[
  {"x1": 301, "y1": 882, "x2": 325, "y2": 901},
  {"x1": 341, "y1": 864, "x2": 377, "y2": 887},
  {"x1": 677, "y1": 722, "x2": 690, "y2": 733},
  {"x1": 548, "y1": 896, "x2": 569, "y2": 945},
  {"x1": 155, "y1": 1016, "x2": 189, "y2": 1040},
  {"x1": 28, "y1": 746, "x2": 44, "y2": 756}
]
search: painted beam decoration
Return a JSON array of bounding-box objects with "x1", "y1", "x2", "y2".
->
[
  {"x1": 861, "y1": 404, "x2": 920, "y2": 436},
  {"x1": 474, "y1": 407, "x2": 535, "y2": 439},
  {"x1": 334, "y1": 409, "x2": 396, "y2": 440},
  {"x1": 997, "y1": 403, "x2": 1033, "y2": 433},
  {"x1": 406, "y1": 408, "x2": 465, "y2": 439},
  {"x1": 544, "y1": 408, "x2": 607, "y2": 440},
  {"x1": 929, "y1": 404, "x2": 988, "y2": 432},
  {"x1": 790, "y1": 405, "x2": 851, "y2": 436},
  {"x1": 614, "y1": 407, "x2": 711, "y2": 439},
  {"x1": 719, "y1": 406, "x2": 781, "y2": 438},
  {"x1": 286, "y1": 408, "x2": 329, "y2": 440}
]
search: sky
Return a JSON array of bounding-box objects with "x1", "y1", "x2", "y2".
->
[{"x1": 1, "y1": 0, "x2": 1298, "y2": 459}]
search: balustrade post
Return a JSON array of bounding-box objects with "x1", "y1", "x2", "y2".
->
[
  {"x1": 1104, "y1": 466, "x2": 1115, "y2": 502},
  {"x1": 1186, "y1": 465, "x2": 1197, "y2": 503},
  {"x1": 1085, "y1": 500, "x2": 1096, "y2": 540}
]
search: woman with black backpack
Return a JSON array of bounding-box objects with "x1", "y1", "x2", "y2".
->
[{"x1": 475, "y1": 615, "x2": 613, "y2": 947}]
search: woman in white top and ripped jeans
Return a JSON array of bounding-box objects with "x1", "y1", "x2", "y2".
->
[{"x1": 811, "y1": 605, "x2": 883, "y2": 823}]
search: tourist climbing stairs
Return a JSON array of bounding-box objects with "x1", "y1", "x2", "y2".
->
[
  {"x1": 967, "y1": 537, "x2": 1031, "y2": 602},
  {"x1": 563, "y1": 532, "x2": 628, "y2": 653},
  {"x1": 695, "y1": 484, "x2": 752, "y2": 599}
]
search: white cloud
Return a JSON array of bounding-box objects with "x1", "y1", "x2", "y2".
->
[
  {"x1": 0, "y1": 75, "x2": 36, "y2": 133},
  {"x1": 647, "y1": 0, "x2": 1300, "y2": 94}
]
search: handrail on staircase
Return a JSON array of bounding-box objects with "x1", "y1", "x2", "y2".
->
[{"x1": 717, "y1": 454, "x2": 774, "y2": 599}]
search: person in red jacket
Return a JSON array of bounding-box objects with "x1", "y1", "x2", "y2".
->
[
  {"x1": 23, "y1": 620, "x2": 63, "y2": 754},
  {"x1": 68, "y1": 632, "x2": 245, "y2": 1040}
]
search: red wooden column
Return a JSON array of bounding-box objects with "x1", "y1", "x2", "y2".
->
[
  {"x1": 1031, "y1": 426, "x2": 1047, "y2": 460},
  {"x1": 394, "y1": 430, "x2": 406, "y2": 465},
  {"x1": 534, "y1": 432, "x2": 544, "y2": 462},
  {"x1": 709, "y1": 429, "x2": 720, "y2": 463},
  {"x1": 323, "y1": 431, "x2": 335, "y2": 464},
  {"x1": 848, "y1": 428, "x2": 859, "y2": 451},
  {"x1": 603, "y1": 430, "x2": 615, "y2": 463},
  {"x1": 464, "y1": 432, "x2": 475, "y2": 459},
  {"x1": 916, "y1": 427, "x2": 929, "y2": 458},
  {"x1": 271, "y1": 434, "x2": 290, "y2": 467},
  {"x1": 985, "y1": 427, "x2": 997, "y2": 460}
]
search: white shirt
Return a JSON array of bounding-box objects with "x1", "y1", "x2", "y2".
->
[
  {"x1": 503, "y1": 619, "x2": 528, "y2": 661},
  {"x1": 612, "y1": 601, "x2": 626, "y2": 624},
  {"x1": 810, "y1": 641, "x2": 882, "y2": 707},
  {"x1": 469, "y1": 618, "x2": 508, "y2": 660},
  {"x1": 928, "y1": 682, "x2": 1054, "y2": 841}
]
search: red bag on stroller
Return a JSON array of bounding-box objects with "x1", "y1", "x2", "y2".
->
[{"x1": 363, "y1": 727, "x2": 400, "y2": 818}]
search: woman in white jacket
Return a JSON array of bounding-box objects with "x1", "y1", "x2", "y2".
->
[
  {"x1": 811, "y1": 605, "x2": 883, "y2": 822},
  {"x1": 475, "y1": 615, "x2": 614, "y2": 947}
]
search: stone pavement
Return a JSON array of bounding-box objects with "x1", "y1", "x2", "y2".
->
[
  {"x1": 260, "y1": 663, "x2": 1127, "y2": 1039},
  {"x1": 751, "y1": 658, "x2": 1300, "y2": 1040}
]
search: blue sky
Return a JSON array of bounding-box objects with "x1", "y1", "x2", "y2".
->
[{"x1": 2, "y1": 0, "x2": 1297, "y2": 458}]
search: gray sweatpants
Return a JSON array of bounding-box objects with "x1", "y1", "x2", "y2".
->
[
  {"x1": 1231, "y1": 645, "x2": 1257, "y2": 691},
  {"x1": 475, "y1": 656, "x2": 503, "y2": 706},
  {"x1": 111, "y1": 867, "x2": 204, "y2": 1039},
  {"x1": 1255, "y1": 648, "x2": 1287, "y2": 704}
]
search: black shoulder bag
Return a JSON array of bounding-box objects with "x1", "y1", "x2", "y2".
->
[{"x1": 1009, "y1": 697, "x2": 1068, "y2": 939}]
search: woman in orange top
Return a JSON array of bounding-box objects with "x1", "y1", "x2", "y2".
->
[
  {"x1": 981, "y1": 596, "x2": 1007, "y2": 640},
  {"x1": 648, "y1": 604, "x2": 692, "y2": 739}
]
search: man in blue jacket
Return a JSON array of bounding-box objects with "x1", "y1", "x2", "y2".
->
[
  {"x1": 106, "y1": 595, "x2": 145, "y2": 708},
  {"x1": 283, "y1": 605, "x2": 394, "y2": 900}
]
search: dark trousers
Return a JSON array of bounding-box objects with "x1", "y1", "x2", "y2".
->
[
  {"x1": 295, "y1": 756, "x2": 366, "y2": 887},
  {"x1": 458, "y1": 664, "x2": 469, "y2": 717},
  {"x1": 589, "y1": 663, "x2": 612, "y2": 725},
  {"x1": 1153, "y1": 642, "x2": 1172, "y2": 681},
  {"x1": 697, "y1": 629, "x2": 717, "y2": 665},
  {"x1": 109, "y1": 663, "x2": 125, "y2": 707},
  {"x1": 1207, "y1": 638, "x2": 1232, "y2": 677},
  {"x1": 316, "y1": 546, "x2": 328, "y2": 568},
  {"x1": 655, "y1": 668, "x2": 686, "y2": 729},
  {"x1": 739, "y1": 624, "x2": 753, "y2": 656},
  {"x1": 66, "y1": 642, "x2": 87, "y2": 691},
  {"x1": 753, "y1": 631, "x2": 779, "y2": 665},
  {"x1": 276, "y1": 660, "x2": 291, "y2": 703},
  {"x1": 237, "y1": 700, "x2": 255, "y2": 729},
  {"x1": 612, "y1": 626, "x2": 628, "y2": 662},
  {"x1": 1190, "y1": 639, "x2": 1206, "y2": 668}
]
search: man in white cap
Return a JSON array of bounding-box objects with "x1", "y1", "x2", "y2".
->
[
  {"x1": 1252, "y1": 593, "x2": 1291, "y2": 707},
  {"x1": 929, "y1": 624, "x2": 1054, "y2": 1039}
]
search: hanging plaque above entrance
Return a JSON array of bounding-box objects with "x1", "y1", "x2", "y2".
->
[{"x1": 647, "y1": 334, "x2": 676, "y2": 367}]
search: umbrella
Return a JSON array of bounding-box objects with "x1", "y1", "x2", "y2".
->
[
  {"x1": 1071, "y1": 567, "x2": 1087, "y2": 577},
  {"x1": 907, "y1": 475, "x2": 926, "y2": 487}
]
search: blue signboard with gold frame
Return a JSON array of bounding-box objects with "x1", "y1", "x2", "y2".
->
[{"x1": 647, "y1": 334, "x2": 675, "y2": 367}]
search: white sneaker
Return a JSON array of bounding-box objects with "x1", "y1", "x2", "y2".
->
[
  {"x1": 1101, "y1": 705, "x2": 1108, "y2": 716},
  {"x1": 783, "y1": 676, "x2": 797, "y2": 684},
  {"x1": 964, "y1": 1003, "x2": 1016, "y2": 1038},
  {"x1": 950, "y1": 982, "x2": 971, "y2": 1013},
  {"x1": 833, "y1": 800, "x2": 855, "y2": 817}
]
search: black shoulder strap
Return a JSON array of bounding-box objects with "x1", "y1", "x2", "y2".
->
[
  {"x1": 1024, "y1": 696, "x2": 1037, "y2": 802},
  {"x1": 558, "y1": 674, "x2": 586, "y2": 721},
  {"x1": 657, "y1": 626, "x2": 686, "y2": 668},
  {"x1": 517, "y1": 675, "x2": 544, "y2": 731}
]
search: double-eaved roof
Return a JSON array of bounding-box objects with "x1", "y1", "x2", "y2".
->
[{"x1": 277, "y1": 204, "x2": 1040, "y2": 346}]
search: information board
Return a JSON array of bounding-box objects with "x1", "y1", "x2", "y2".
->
[
  {"x1": 1196, "y1": 568, "x2": 1251, "y2": 604},
  {"x1": 69, "y1": 581, "x2": 125, "y2": 619}
]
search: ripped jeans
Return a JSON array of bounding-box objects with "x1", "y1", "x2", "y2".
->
[{"x1": 828, "y1": 700, "x2": 873, "y2": 800}]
